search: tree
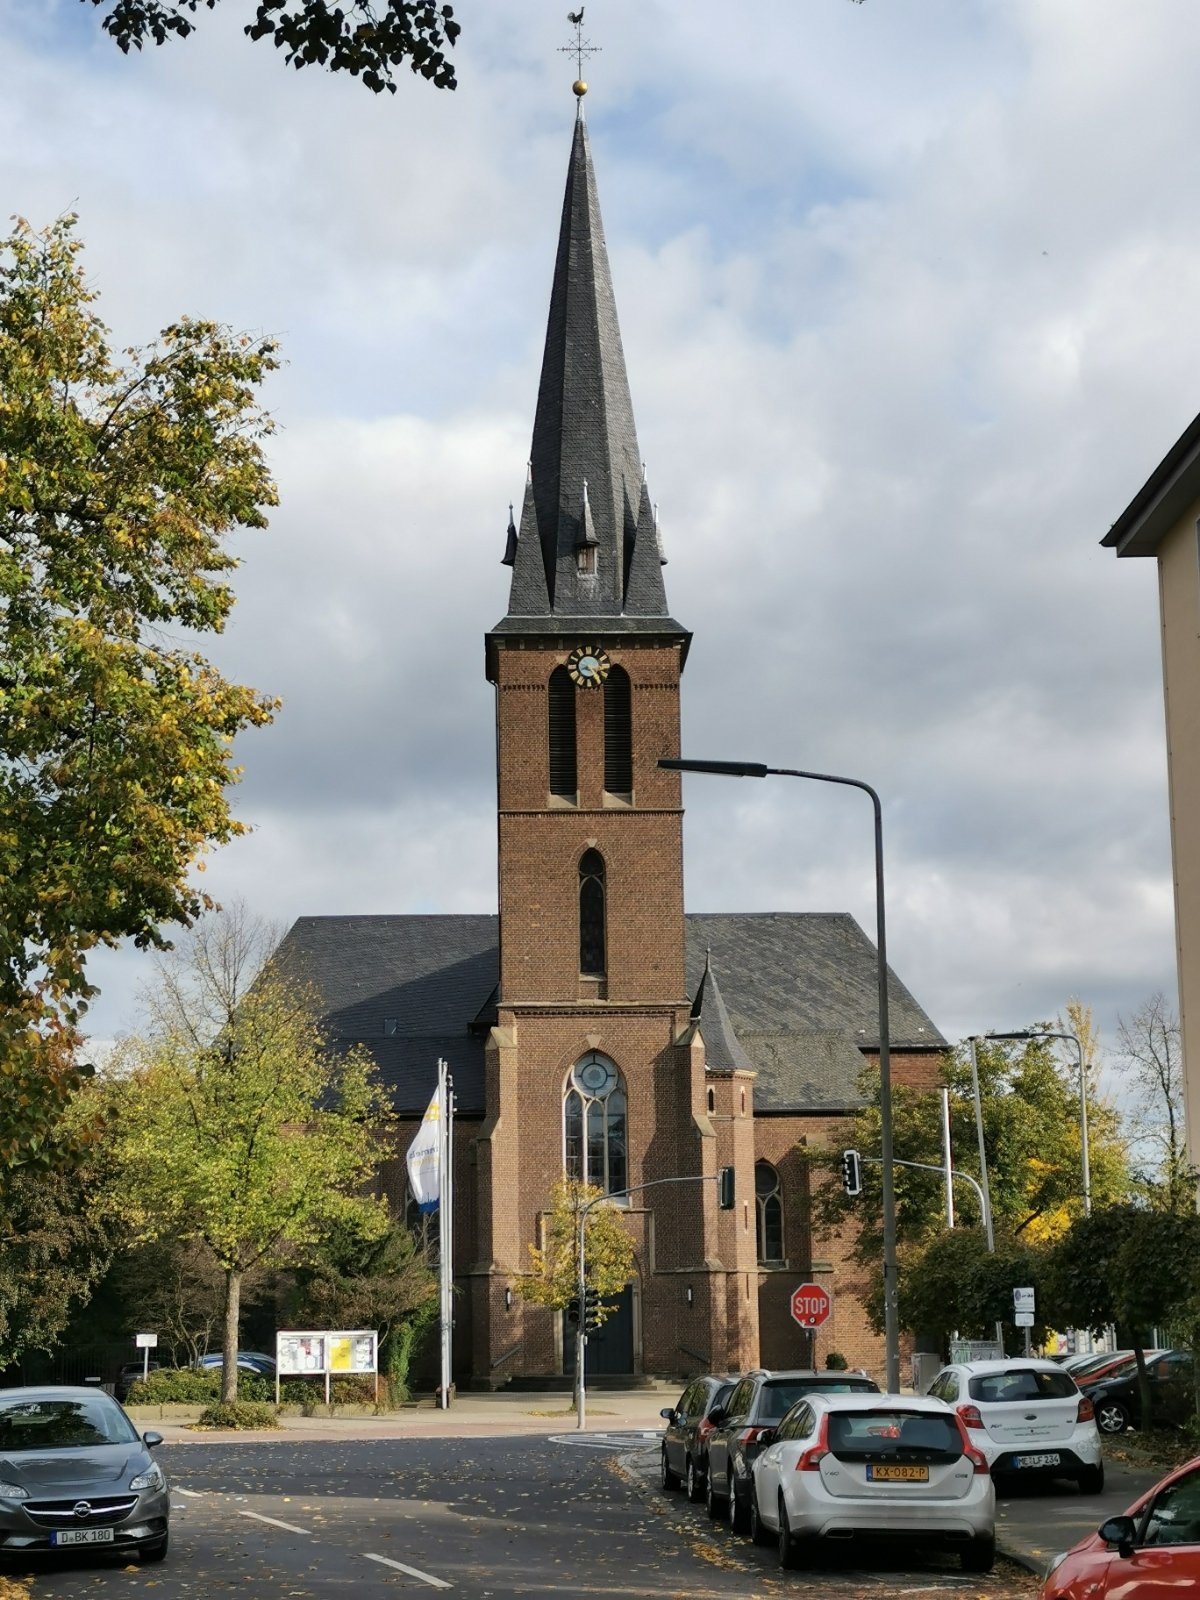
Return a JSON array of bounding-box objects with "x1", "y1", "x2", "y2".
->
[
  {"x1": 519, "y1": 1177, "x2": 636, "y2": 1328},
  {"x1": 895, "y1": 1228, "x2": 1045, "y2": 1354},
  {"x1": 1118, "y1": 994, "x2": 1193, "y2": 1209},
  {"x1": 0, "y1": 215, "x2": 278, "y2": 1187},
  {"x1": 83, "y1": 0, "x2": 459, "y2": 93},
  {"x1": 98, "y1": 909, "x2": 392, "y2": 1402},
  {"x1": 0, "y1": 1164, "x2": 112, "y2": 1368}
]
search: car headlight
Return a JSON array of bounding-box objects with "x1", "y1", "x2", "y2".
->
[
  {"x1": 130, "y1": 1464, "x2": 165, "y2": 1493},
  {"x1": 0, "y1": 1483, "x2": 27, "y2": 1500},
  {"x1": 1044, "y1": 1551, "x2": 1068, "y2": 1578}
]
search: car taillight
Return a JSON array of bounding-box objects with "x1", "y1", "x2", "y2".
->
[
  {"x1": 957, "y1": 1404, "x2": 985, "y2": 1430},
  {"x1": 1077, "y1": 1396, "x2": 1095, "y2": 1423},
  {"x1": 794, "y1": 1414, "x2": 829, "y2": 1471},
  {"x1": 954, "y1": 1411, "x2": 990, "y2": 1471},
  {"x1": 738, "y1": 1426, "x2": 766, "y2": 1447}
]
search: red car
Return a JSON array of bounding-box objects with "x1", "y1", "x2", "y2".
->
[{"x1": 1040, "y1": 1453, "x2": 1200, "y2": 1599}]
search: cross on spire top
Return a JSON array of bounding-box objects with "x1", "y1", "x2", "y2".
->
[{"x1": 560, "y1": 9, "x2": 600, "y2": 100}]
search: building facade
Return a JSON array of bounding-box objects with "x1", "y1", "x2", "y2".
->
[{"x1": 276, "y1": 105, "x2": 946, "y2": 1386}]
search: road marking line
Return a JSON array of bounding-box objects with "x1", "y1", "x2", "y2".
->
[
  {"x1": 174, "y1": 1488, "x2": 204, "y2": 1498},
  {"x1": 364, "y1": 1552, "x2": 451, "y2": 1589},
  {"x1": 238, "y1": 1510, "x2": 310, "y2": 1536}
]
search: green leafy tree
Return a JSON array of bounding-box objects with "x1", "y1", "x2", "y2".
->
[
  {"x1": 0, "y1": 1164, "x2": 111, "y2": 1367},
  {"x1": 0, "y1": 215, "x2": 278, "y2": 1189},
  {"x1": 520, "y1": 1177, "x2": 636, "y2": 1327},
  {"x1": 97, "y1": 910, "x2": 391, "y2": 1402},
  {"x1": 83, "y1": 0, "x2": 460, "y2": 92},
  {"x1": 895, "y1": 1228, "x2": 1046, "y2": 1354}
]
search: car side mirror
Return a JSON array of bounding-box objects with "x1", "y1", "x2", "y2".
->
[
  {"x1": 1099, "y1": 1516, "x2": 1136, "y2": 1558},
  {"x1": 708, "y1": 1407, "x2": 726, "y2": 1426},
  {"x1": 759, "y1": 1428, "x2": 777, "y2": 1447},
  {"x1": 143, "y1": 1431, "x2": 163, "y2": 1449},
  {"x1": 660, "y1": 1408, "x2": 676, "y2": 1421}
]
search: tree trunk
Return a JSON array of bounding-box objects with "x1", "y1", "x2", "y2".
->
[{"x1": 222, "y1": 1268, "x2": 241, "y2": 1405}]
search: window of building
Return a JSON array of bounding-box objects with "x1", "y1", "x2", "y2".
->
[
  {"x1": 603, "y1": 666, "x2": 632, "y2": 796},
  {"x1": 579, "y1": 848, "x2": 606, "y2": 976},
  {"x1": 563, "y1": 1052, "x2": 627, "y2": 1195},
  {"x1": 577, "y1": 545, "x2": 596, "y2": 576},
  {"x1": 549, "y1": 666, "x2": 577, "y2": 798},
  {"x1": 755, "y1": 1161, "x2": 784, "y2": 1264},
  {"x1": 383, "y1": 1017, "x2": 399, "y2": 1036}
]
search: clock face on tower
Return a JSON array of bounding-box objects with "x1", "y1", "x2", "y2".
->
[{"x1": 566, "y1": 645, "x2": 611, "y2": 689}]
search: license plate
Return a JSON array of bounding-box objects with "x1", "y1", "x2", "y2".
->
[
  {"x1": 52, "y1": 1528, "x2": 115, "y2": 1546},
  {"x1": 1014, "y1": 1452, "x2": 1061, "y2": 1469},
  {"x1": 867, "y1": 1464, "x2": 930, "y2": 1482}
]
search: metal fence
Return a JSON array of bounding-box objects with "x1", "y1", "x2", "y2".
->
[{"x1": 949, "y1": 1341, "x2": 1003, "y2": 1364}]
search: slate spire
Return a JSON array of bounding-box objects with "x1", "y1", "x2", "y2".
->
[
  {"x1": 507, "y1": 113, "x2": 669, "y2": 620},
  {"x1": 689, "y1": 949, "x2": 753, "y2": 1074}
]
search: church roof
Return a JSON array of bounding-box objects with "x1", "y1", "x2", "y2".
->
[
  {"x1": 489, "y1": 111, "x2": 688, "y2": 658},
  {"x1": 273, "y1": 911, "x2": 945, "y2": 1118}
]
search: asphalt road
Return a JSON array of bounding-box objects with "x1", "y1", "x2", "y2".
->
[{"x1": 15, "y1": 1433, "x2": 1054, "y2": 1599}]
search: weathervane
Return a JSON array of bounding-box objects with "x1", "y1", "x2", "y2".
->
[{"x1": 560, "y1": 9, "x2": 600, "y2": 99}]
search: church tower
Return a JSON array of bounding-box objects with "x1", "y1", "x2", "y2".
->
[{"x1": 473, "y1": 100, "x2": 762, "y2": 1384}]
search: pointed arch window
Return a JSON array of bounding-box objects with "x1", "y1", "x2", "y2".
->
[
  {"x1": 564, "y1": 1052, "x2": 627, "y2": 1195},
  {"x1": 603, "y1": 666, "x2": 632, "y2": 797},
  {"x1": 579, "y1": 849, "x2": 606, "y2": 977},
  {"x1": 549, "y1": 666, "x2": 577, "y2": 798},
  {"x1": 755, "y1": 1161, "x2": 784, "y2": 1264}
]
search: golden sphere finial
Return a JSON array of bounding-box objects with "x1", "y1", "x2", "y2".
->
[{"x1": 573, "y1": 78, "x2": 588, "y2": 97}]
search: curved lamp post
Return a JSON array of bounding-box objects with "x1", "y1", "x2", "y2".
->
[{"x1": 658, "y1": 756, "x2": 901, "y2": 1395}]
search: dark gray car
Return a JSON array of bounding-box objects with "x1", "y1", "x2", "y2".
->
[
  {"x1": 0, "y1": 1387, "x2": 170, "y2": 1562},
  {"x1": 659, "y1": 1375, "x2": 736, "y2": 1501}
]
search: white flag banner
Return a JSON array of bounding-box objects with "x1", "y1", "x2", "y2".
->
[{"x1": 406, "y1": 1082, "x2": 442, "y2": 1214}]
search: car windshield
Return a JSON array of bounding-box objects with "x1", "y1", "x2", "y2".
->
[
  {"x1": 968, "y1": 1369, "x2": 1077, "y2": 1403},
  {"x1": 828, "y1": 1408, "x2": 963, "y2": 1461},
  {"x1": 0, "y1": 1398, "x2": 139, "y2": 1452},
  {"x1": 760, "y1": 1379, "x2": 875, "y2": 1420}
]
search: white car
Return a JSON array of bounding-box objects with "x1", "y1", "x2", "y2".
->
[
  {"x1": 926, "y1": 1358, "x2": 1103, "y2": 1493},
  {"x1": 749, "y1": 1392, "x2": 996, "y2": 1573}
]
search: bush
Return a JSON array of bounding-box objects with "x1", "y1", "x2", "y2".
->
[
  {"x1": 196, "y1": 1401, "x2": 279, "y2": 1430},
  {"x1": 126, "y1": 1367, "x2": 274, "y2": 1404},
  {"x1": 824, "y1": 1352, "x2": 849, "y2": 1371}
]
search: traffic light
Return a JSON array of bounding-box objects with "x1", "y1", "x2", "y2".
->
[
  {"x1": 717, "y1": 1166, "x2": 735, "y2": 1209},
  {"x1": 566, "y1": 1296, "x2": 581, "y2": 1325},
  {"x1": 582, "y1": 1288, "x2": 603, "y2": 1332},
  {"x1": 841, "y1": 1149, "x2": 862, "y2": 1197}
]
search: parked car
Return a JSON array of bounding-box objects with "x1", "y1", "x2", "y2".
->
[
  {"x1": 1065, "y1": 1351, "x2": 1134, "y2": 1385},
  {"x1": 749, "y1": 1392, "x2": 995, "y2": 1573},
  {"x1": 705, "y1": 1368, "x2": 881, "y2": 1531},
  {"x1": 193, "y1": 1351, "x2": 277, "y2": 1378},
  {"x1": 1088, "y1": 1349, "x2": 1195, "y2": 1434},
  {"x1": 1040, "y1": 1450, "x2": 1200, "y2": 1599},
  {"x1": 926, "y1": 1358, "x2": 1103, "y2": 1492},
  {"x1": 114, "y1": 1362, "x2": 161, "y2": 1402},
  {"x1": 659, "y1": 1375, "x2": 736, "y2": 1500},
  {"x1": 0, "y1": 1387, "x2": 169, "y2": 1563}
]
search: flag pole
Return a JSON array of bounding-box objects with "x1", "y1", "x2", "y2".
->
[{"x1": 438, "y1": 1058, "x2": 454, "y2": 1409}]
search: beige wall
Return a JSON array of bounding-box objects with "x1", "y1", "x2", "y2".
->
[{"x1": 1156, "y1": 507, "x2": 1200, "y2": 1168}]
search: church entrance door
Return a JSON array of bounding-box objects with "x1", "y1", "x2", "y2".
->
[{"x1": 564, "y1": 1285, "x2": 635, "y2": 1376}]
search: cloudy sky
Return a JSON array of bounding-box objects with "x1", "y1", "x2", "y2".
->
[{"x1": 2, "y1": 0, "x2": 1191, "y2": 1076}]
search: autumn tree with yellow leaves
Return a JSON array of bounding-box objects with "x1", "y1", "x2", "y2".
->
[{"x1": 519, "y1": 1177, "x2": 635, "y2": 1331}]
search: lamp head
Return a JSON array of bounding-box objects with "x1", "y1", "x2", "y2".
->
[{"x1": 658, "y1": 758, "x2": 769, "y2": 778}]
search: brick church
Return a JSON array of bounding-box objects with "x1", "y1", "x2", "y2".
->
[{"x1": 275, "y1": 102, "x2": 946, "y2": 1386}]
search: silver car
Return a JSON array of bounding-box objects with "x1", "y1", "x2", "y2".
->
[
  {"x1": 750, "y1": 1393, "x2": 996, "y2": 1573},
  {"x1": 0, "y1": 1387, "x2": 169, "y2": 1562}
]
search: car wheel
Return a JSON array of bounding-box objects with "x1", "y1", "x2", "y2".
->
[
  {"x1": 1096, "y1": 1400, "x2": 1131, "y2": 1435},
  {"x1": 778, "y1": 1497, "x2": 807, "y2": 1570},
  {"x1": 1078, "y1": 1463, "x2": 1105, "y2": 1495},
  {"x1": 960, "y1": 1534, "x2": 995, "y2": 1574},
  {"x1": 749, "y1": 1488, "x2": 772, "y2": 1547},
  {"x1": 141, "y1": 1534, "x2": 169, "y2": 1565},
  {"x1": 728, "y1": 1477, "x2": 749, "y2": 1536},
  {"x1": 685, "y1": 1456, "x2": 704, "y2": 1503},
  {"x1": 706, "y1": 1466, "x2": 726, "y2": 1520},
  {"x1": 660, "y1": 1447, "x2": 680, "y2": 1491}
]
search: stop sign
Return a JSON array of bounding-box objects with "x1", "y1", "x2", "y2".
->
[{"x1": 790, "y1": 1282, "x2": 831, "y2": 1329}]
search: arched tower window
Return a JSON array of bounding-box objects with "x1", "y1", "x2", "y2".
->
[
  {"x1": 564, "y1": 1052, "x2": 627, "y2": 1195},
  {"x1": 548, "y1": 666, "x2": 577, "y2": 798},
  {"x1": 603, "y1": 666, "x2": 632, "y2": 796},
  {"x1": 579, "y1": 849, "x2": 606, "y2": 976},
  {"x1": 755, "y1": 1161, "x2": 784, "y2": 1264}
]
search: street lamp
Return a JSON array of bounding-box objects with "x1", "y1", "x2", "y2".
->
[
  {"x1": 658, "y1": 756, "x2": 901, "y2": 1395},
  {"x1": 988, "y1": 1029, "x2": 1091, "y2": 1216}
]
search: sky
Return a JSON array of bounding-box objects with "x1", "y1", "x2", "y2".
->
[{"x1": 1, "y1": 0, "x2": 1193, "y2": 1085}]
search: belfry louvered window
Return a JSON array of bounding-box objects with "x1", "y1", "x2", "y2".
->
[
  {"x1": 548, "y1": 666, "x2": 577, "y2": 798},
  {"x1": 564, "y1": 1052, "x2": 627, "y2": 1195},
  {"x1": 579, "y1": 848, "x2": 607, "y2": 977},
  {"x1": 603, "y1": 666, "x2": 632, "y2": 796},
  {"x1": 755, "y1": 1161, "x2": 784, "y2": 1264}
]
